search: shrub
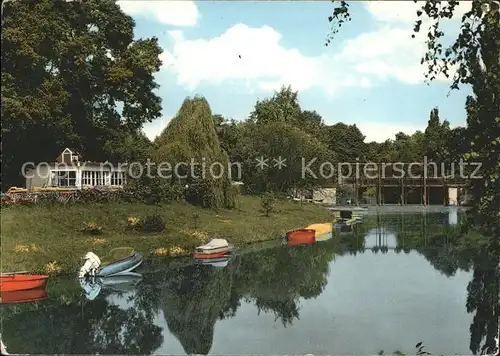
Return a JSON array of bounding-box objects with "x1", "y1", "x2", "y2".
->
[
  {"x1": 139, "y1": 214, "x2": 165, "y2": 233},
  {"x1": 36, "y1": 192, "x2": 60, "y2": 206},
  {"x1": 364, "y1": 187, "x2": 377, "y2": 197},
  {"x1": 127, "y1": 217, "x2": 141, "y2": 229},
  {"x1": 192, "y1": 212, "x2": 201, "y2": 229},
  {"x1": 1, "y1": 195, "x2": 12, "y2": 207},
  {"x1": 75, "y1": 188, "x2": 123, "y2": 204},
  {"x1": 260, "y1": 192, "x2": 276, "y2": 217},
  {"x1": 125, "y1": 177, "x2": 184, "y2": 204},
  {"x1": 184, "y1": 178, "x2": 216, "y2": 208},
  {"x1": 81, "y1": 221, "x2": 103, "y2": 235}
]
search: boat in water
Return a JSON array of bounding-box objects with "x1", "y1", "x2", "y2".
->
[
  {"x1": 305, "y1": 223, "x2": 333, "y2": 242},
  {"x1": 333, "y1": 210, "x2": 363, "y2": 227},
  {"x1": 79, "y1": 249, "x2": 143, "y2": 278},
  {"x1": 285, "y1": 229, "x2": 316, "y2": 246},
  {"x1": 0, "y1": 273, "x2": 49, "y2": 292}
]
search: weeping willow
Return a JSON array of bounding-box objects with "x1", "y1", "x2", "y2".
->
[{"x1": 154, "y1": 96, "x2": 236, "y2": 209}]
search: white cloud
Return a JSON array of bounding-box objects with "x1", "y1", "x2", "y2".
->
[
  {"x1": 339, "y1": 1, "x2": 469, "y2": 84},
  {"x1": 356, "y1": 121, "x2": 424, "y2": 143},
  {"x1": 337, "y1": 25, "x2": 431, "y2": 85},
  {"x1": 117, "y1": 0, "x2": 199, "y2": 27},
  {"x1": 158, "y1": 0, "x2": 465, "y2": 95},
  {"x1": 160, "y1": 23, "x2": 373, "y2": 95}
]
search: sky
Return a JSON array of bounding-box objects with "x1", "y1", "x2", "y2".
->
[{"x1": 116, "y1": 0, "x2": 473, "y2": 143}]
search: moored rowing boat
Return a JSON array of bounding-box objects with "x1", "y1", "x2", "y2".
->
[
  {"x1": 193, "y1": 251, "x2": 231, "y2": 259},
  {"x1": 306, "y1": 223, "x2": 333, "y2": 242},
  {"x1": 285, "y1": 229, "x2": 316, "y2": 245}
]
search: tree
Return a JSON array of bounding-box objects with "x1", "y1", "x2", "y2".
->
[
  {"x1": 296, "y1": 110, "x2": 324, "y2": 137},
  {"x1": 323, "y1": 123, "x2": 366, "y2": 162},
  {"x1": 327, "y1": 5, "x2": 498, "y2": 354},
  {"x1": 260, "y1": 191, "x2": 276, "y2": 217},
  {"x1": 153, "y1": 96, "x2": 236, "y2": 209},
  {"x1": 423, "y1": 108, "x2": 450, "y2": 162},
  {"x1": 1, "y1": 0, "x2": 163, "y2": 188},
  {"x1": 213, "y1": 115, "x2": 244, "y2": 164},
  {"x1": 103, "y1": 130, "x2": 152, "y2": 163},
  {"x1": 240, "y1": 116, "x2": 334, "y2": 195},
  {"x1": 326, "y1": 2, "x2": 499, "y2": 228},
  {"x1": 250, "y1": 85, "x2": 302, "y2": 126}
]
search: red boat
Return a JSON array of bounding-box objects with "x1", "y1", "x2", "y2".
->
[
  {"x1": 1, "y1": 288, "x2": 48, "y2": 304},
  {"x1": 0, "y1": 274, "x2": 49, "y2": 292},
  {"x1": 285, "y1": 229, "x2": 316, "y2": 246},
  {"x1": 193, "y1": 251, "x2": 230, "y2": 259}
]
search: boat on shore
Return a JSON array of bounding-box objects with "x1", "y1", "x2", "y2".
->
[
  {"x1": 305, "y1": 223, "x2": 333, "y2": 242},
  {"x1": 79, "y1": 249, "x2": 143, "y2": 278},
  {"x1": 195, "y1": 239, "x2": 234, "y2": 255},
  {"x1": 285, "y1": 229, "x2": 316, "y2": 246},
  {"x1": 0, "y1": 273, "x2": 49, "y2": 292},
  {"x1": 193, "y1": 251, "x2": 232, "y2": 259}
]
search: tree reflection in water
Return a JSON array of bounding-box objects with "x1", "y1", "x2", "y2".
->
[{"x1": 1, "y1": 213, "x2": 498, "y2": 355}]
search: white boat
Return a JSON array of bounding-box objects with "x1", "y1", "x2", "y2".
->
[
  {"x1": 79, "y1": 272, "x2": 143, "y2": 300},
  {"x1": 195, "y1": 239, "x2": 233, "y2": 254},
  {"x1": 1, "y1": 335, "x2": 8, "y2": 355},
  {"x1": 195, "y1": 257, "x2": 230, "y2": 268},
  {"x1": 78, "y1": 249, "x2": 143, "y2": 279}
]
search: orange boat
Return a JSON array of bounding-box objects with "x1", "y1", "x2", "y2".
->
[
  {"x1": 0, "y1": 274, "x2": 49, "y2": 292},
  {"x1": 1, "y1": 287, "x2": 48, "y2": 304},
  {"x1": 285, "y1": 229, "x2": 316, "y2": 246},
  {"x1": 193, "y1": 252, "x2": 230, "y2": 259}
]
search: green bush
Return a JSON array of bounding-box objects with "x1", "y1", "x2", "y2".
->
[
  {"x1": 81, "y1": 221, "x2": 103, "y2": 235},
  {"x1": 139, "y1": 214, "x2": 165, "y2": 233},
  {"x1": 260, "y1": 191, "x2": 276, "y2": 217},
  {"x1": 74, "y1": 188, "x2": 123, "y2": 204},
  {"x1": 124, "y1": 176, "x2": 184, "y2": 204},
  {"x1": 184, "y1": 178, "x2": 216, "y2": 208}
]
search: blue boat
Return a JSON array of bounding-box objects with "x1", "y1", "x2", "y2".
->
[
  {"x1": 79, "y1": 249, "x2": 143, "y2": 278},
  {"x1": 97, "y1": 251, "x2": 143, "y2": 277}
]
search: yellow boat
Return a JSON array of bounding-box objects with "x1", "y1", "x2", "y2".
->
[{"x1": 305, "y1": 223, "x2": 333, "y2": 242}]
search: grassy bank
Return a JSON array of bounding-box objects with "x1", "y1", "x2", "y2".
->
[{"x1": 1, "y1": 195, "x2": 333, "y2": 275}]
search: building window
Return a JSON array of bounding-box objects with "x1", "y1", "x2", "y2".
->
[
  {"x1": 111, "y1": 172, "x2": 124, "y2": 186},
  {"x1": 82, "y1": 171, "x2": 91, "y2": 186},
  {"x1": 82, "y1": 171, "x2": 107, "y2": 186},
  {"x1": 56, "y1": 171, "x2": 76, "y2": 187}
]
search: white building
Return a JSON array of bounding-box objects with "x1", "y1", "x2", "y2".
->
[{"x1": 25, "y1": 148, "x2": 127, "y2": 190}]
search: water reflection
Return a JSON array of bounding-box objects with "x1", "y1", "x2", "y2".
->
[
  {"x1": 80, "y1": 272, "x2": 143, "y2": 300},
  {"x1": 449, "y1": 208, "x2": 458, "y2": 225},
  {"x1": 1, "y1": 212, "x2": 498, "y2": 355}
]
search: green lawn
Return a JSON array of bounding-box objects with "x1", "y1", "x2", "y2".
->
[{"x1": 1, "y1": 195, "x2": 333, "y2": 275}]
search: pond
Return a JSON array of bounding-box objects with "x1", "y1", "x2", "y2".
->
[{"x1": 1, "y1": 209, "x2": 498, "y2": 355}]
